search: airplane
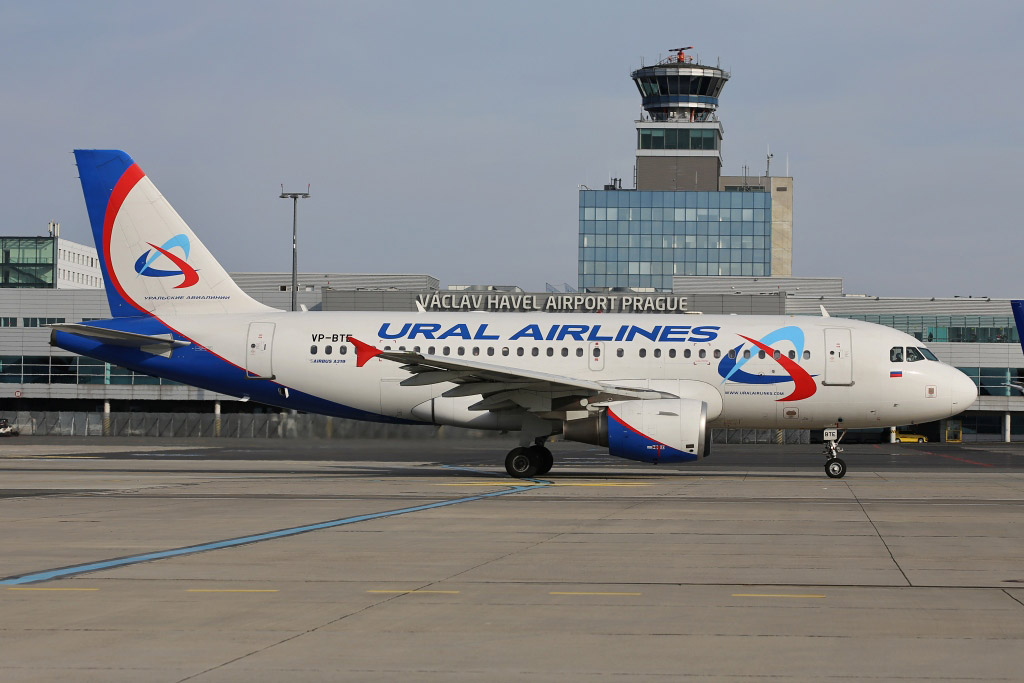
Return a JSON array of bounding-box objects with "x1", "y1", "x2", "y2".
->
[{"x1": 51, "y1": 150, "x2": 979, "y2": 479}]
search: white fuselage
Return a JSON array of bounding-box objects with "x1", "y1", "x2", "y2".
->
[{"x1": 168, "y1": 311, "x2": 977, "y2": 431}]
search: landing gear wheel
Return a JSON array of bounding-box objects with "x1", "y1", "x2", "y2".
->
[
  {"x1": 825, "y1": 457, "x2": 847, "y2": 479},
  {"x1": 505, "y1": 447, "x2": 538, "y2": 478},
  {"x1": 531, "y1": 446, "x2": 554, "y2": 476}
]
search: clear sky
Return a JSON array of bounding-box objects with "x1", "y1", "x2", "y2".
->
[{"x1": 2, "y1": 0, "x2": 1021, "y2": 297}]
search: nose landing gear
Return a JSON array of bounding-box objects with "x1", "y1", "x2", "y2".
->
[{"x1": 823, "y1": 429, "x2": 846, "y2": 478}]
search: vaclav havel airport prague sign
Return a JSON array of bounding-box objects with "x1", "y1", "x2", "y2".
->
[{"x1": 415, "y1": 292, "x2": 688, "y2": 313}]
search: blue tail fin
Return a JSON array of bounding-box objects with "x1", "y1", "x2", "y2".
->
[{"x1": 73, "y1": 149, "x2": 271, "y2": 318}]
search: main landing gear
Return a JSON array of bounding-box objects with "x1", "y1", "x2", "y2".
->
[
  {"x1": 823, "y1": 437, "x2": 846, "y2": 479},
  {"x1": 505, "y1": 442, "x2": 553, "y2": 478}
]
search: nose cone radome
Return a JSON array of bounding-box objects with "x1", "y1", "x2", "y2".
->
[{"x1": 950, "y1": 368, "x2": 978, "y2": 413}]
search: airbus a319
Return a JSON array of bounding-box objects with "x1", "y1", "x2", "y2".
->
[{"x1": 52, "y1": 151, "x2": 978, "y2": 478}]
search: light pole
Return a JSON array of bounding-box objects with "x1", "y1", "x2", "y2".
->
[{"x1": 279, "y1": 185, "x2": 310, "y2": 312}]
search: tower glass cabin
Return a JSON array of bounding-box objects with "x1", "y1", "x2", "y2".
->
[{"x1": 632, "y1": 49, "x2": 729, "y2": 192}]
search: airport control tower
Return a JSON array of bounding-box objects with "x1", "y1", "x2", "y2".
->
[{"x1": 632, "y1": 47, "x2": 729, "y2": 191}]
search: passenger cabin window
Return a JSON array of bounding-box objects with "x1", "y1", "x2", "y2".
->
[
  {"x1": 728, "y1": 349, "x2": 736, "y2": 359},
  {"x1": 639, "y1": 349, "x2": 647, "y2": 358},
  {"x1": 653, "y1": 349, "x2": 661, "y2": 358},
  {"x1": 698, "y1": 349, "x2": 706, "y2": 359},
  {"x1": 310, "y1": 345, "x2": 317, "y2": 354},
  {"x1": 532, "y1": 348, "x2": 539, "y2": 357},
  {"x1": 593, "y1": 347, "x2": 601, "y2": 358},
  {"x1": 616, "y1": 348, "x2": 624, "y2": 357},
  {"x1": 546, "y1": 348, "x2": 554, "y2": 357},
  {"x1": 773, "y1": 350, "x2": 780, "y2": 360},
  {"x1": 325, "y1": 345, "x2": 332, "y2": 355},
  {"x1": 340, "y1": 346, "x2": 347, "y2": 355},
  {"x1": 684, "y1": 349, "x2": 691, "y2": 358},
  {"x1": 669, "y1": 349, "x2": 676, "y2": 358},
  {"x1": 576, "y1": 348, "x2": 584, "y2": 357},
  {"x1": 890, "y1": 346, "x2": 904, "y2": 362},
  {"x1": 906, "y1": 347, "x2": 925, "y2": 362},
  {"x1": 758, "y1": 350, "x2": 765, "y2": 359},
  {"x1": 803, "y1": 350, "x2": 811, "y2": 360},
  {"x1": 561, "y1": 348, "x2": 569, "y2": 357},
  {"x1": 713, "y1": 349, "x2": 721, "y2": 359},
  {"x1": 428, "y1": 346, "x2": 436, "y2": 355},
  {"x1": 517, "y1": 348, "x2": 524, "y2": 356},
  {"x1": 743, "y1": 350, "x2": 751, "y2": 359},
  {"x1": 788, "y1": 350, "x2": 795, "y2": 359}
]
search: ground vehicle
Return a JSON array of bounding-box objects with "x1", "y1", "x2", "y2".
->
[
  {"x1": 894, "y1": 432, "x2": 927, "y2": 443},
  {"x1": 0, "y1": 418, "x2": 20, "y2": 437}
]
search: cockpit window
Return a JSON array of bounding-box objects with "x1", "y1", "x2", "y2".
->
[
  {"x1": 906, "y1": 347, "x2": 925, "y2": 362},
  {"x1": 917, "y1": 347, "x2": 938, "y2": 361},
  {"x1": 890, "y1": 346, "x2": 903, "y2": 362}
]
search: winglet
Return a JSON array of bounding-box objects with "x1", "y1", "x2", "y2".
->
[
  {"x1": 348, "y1": 337, "x2": 383, "y2": 367},
  {"x1": 1012, "y1": 301, "x2": 1024, "y2": 355}
]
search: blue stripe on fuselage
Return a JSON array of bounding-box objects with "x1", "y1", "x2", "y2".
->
[{"x1": 52, "y1": 323, "x2": 411, "y2": 424}]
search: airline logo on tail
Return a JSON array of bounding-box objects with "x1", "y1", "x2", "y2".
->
[
  {"x1": 716, "y1": 326, "x2": 817, "y2": 401},
  {"x1": 133, "y1": 234, "x2": 199, "y2": 289}
]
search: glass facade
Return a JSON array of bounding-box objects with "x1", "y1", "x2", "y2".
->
[
  {"x1": 0, "y1": 237, "x2": 56, "y2": 288},
  {"x1": 841, "y1": 315, "x2": 1019, "y2": 344},
  {"x1": 0, "y1": 355, "x2": 179, "y2": 386},
  {"x1": 579, "y1": 190, "x2": 772, "y2": 291},
  {"x1": 954, "y1": 367, "x2": 1024, "y2": 398}
]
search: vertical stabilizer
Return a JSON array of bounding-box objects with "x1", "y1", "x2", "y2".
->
[{"x1": 74, "y1": 150, "x2": 273, "y2": 318}]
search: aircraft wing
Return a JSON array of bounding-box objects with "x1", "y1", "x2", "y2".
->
[{"x1": 350, "y1": 337, "x2": 673, "y2": 414}]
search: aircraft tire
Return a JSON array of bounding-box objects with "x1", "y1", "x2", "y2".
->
[
  {"x1": 505, "y1": 447, "x2": 538, "y2": 478},
  {"x1": 825, "y1": 458, "x2": 847, "y2": 479},
  {"x1": 532, "y1": 446, "x2": 554, "y2": 476}
]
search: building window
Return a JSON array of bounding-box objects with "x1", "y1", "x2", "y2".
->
[
  {"x1": 0, "y1": 318, "x2": 16, "y2": 327},
  {"x1": 22, "y1": 317, "x2": 65, "y2": 327}
]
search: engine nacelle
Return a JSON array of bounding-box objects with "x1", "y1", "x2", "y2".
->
[{"x1": 563, "y1": 398, "x2": 710, "y2": 463}]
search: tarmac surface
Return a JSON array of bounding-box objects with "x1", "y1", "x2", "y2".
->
[{"x1": 1, "y1": 437, "x2": 1023, "y2": 681}]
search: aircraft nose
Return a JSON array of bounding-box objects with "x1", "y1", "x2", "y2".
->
[{"x1": 950, "y1": 368, "x2": 978, "y2": 412}]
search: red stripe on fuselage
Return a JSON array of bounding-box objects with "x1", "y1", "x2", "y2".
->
[{"x1": 737, "y1": 335, "x2": 818, "y2": 402}]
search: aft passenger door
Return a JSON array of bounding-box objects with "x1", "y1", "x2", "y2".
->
[
  {"x1": 823, "y1": 328, "x2": 853, "y2": 386},
  {"x1": 245, "y1": 322, "x2": 275, "y2": 379}
]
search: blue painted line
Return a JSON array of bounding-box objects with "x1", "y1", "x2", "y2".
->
[{"x1": 0, "y1": 479, "x2": 547, "y2": 586}]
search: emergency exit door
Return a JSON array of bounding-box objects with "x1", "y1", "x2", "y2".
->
[
  {"x1": 246, "y1": 322, "x2": 275, "y2": 379},
  {"x1": 823, "y1": 328, "x2": 853, "y2": 386}
]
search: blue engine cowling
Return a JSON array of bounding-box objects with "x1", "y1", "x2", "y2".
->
[{"x1": 562, "y1": 398, "x2": 710, "y2": 463}]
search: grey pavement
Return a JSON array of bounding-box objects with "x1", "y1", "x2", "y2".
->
[{"x1": 1, "y1": 439, "x2": 1023, "y2": 681}]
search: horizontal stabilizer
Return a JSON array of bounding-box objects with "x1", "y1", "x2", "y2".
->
[{"x1": 49, "y1": 323, "x2": 189, "y2": 358}]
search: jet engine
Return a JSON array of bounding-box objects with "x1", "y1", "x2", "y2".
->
[{"x1": 563, "y1": 398, "x2": 710, "y2": 463}]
